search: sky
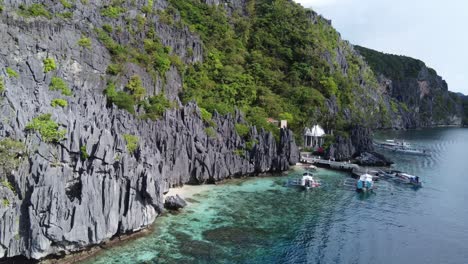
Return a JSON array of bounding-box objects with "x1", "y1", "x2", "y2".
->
[{"x1": 294, "y1": 0, "x2": 468, "y2": 94}]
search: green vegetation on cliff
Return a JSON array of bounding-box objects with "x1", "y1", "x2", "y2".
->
[
  {"x1": 26, "y1": 114, "x2": 66, "y2": 143},
  {"x1": 355, "y1": 46, "x2": 430, "y2": 80},
  {"x1": 0, "y1": 77, "x2": 4, "y2": 93},
  {"x1": 356, "y1": 45, "x2": 464, "y2": 126},
  {"x1": 49, "y1": 77, "x2": 72, "y2": 96},
  {"x1": 123, "y1": 134, "x2": 139, "y2": 154},
  {"x1": 461, "y1": 96, "x2": 468, "y2": 126},
  {"x1": 0, "y1": 138, "x2": 25, "y2": 177},
  {"x1": 170, "y1": 0, "x2": 382, "y2": 140}
]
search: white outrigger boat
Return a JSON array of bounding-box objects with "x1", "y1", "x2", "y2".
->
[
  {"x1": 356, "y1": 174, "x2": 374, "y2": 192},
  {"x1": 377, "y1": 170, "x2": 422, "y2": 187},
  {"x1": 394, "y1": 172, "x2": 422, "y2": 187},
  {"x1": 390, "y1": 147, "x2": 430, "y2": 156},
  {"x1": 301, "y1": 172, "x2": 320, "y2": 190},
  {"x1": 382, "y1": 139, "x2": 411, "y2": 148},
  {"x1": 374, "y1": 139, "x2": 430, "y2": 156},
  {"x1": 286, "y1": 172, "x2": 321, "y2": 190}
]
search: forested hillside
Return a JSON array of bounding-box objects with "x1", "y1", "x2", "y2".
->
[
  {"x1": 356, "y1": 45, "x2": 464, "y2": 128},
  {"x1": 169, "y1": 0, "x2": 388, "y2": 142}
]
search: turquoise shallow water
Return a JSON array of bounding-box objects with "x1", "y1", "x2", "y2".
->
[{"x1": 84, "y1": 128, "x2": 468, "y2": 264}]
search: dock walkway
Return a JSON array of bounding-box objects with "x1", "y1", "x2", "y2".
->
[{"x1": 300, "y1": 154, "x2": 359, "y2": 171}]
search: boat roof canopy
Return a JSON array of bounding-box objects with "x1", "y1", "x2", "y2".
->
[
  {"x1": 359, "y1": 174, "x2": 373, "y2": 181},
  {"x1": 302, "y1": 175, "x2": 314, "y2": 181},
  {"x1": 399, "y1": 173, "x2": 417, "y2": 179}
]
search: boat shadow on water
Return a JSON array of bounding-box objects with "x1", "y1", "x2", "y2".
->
[{"x1": 357, "y1": 191, "x2": 376, "y2": 200}]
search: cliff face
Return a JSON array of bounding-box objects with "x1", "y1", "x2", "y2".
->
[
  {"x1": 355, "y1": 46, "x2": 463, "y2": 128},
  {"x1": 0, "y1": 0, "x2": 463, "y2": 259},
  {"x1": 0, "y1": 0, "x2": 298, "y2": 260}
]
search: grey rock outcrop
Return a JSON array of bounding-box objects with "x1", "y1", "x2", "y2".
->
[
  {"x1": 0, "y1": 1, "x2": 299, "y2": 261},
  {"x1": 355, "y1": 152, "x2": 393, "y2": 167},
  {"x1": 164, "y1": 195, "x2": 187, "y2": 210},
  {"x1": 326, "y1": 126, "x2": 374, "y2": 161},
  {"x1": 355, "y1": 46, "x2": 463, "y2": 129}
]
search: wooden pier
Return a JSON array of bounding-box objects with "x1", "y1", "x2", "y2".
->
[{"x1": 300, "y1": 154, "x2": 359, "y2": 172}]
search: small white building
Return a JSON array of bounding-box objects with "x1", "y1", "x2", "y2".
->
[{"x1": 304, "y1": 125, "x2": 326, "y2": 148}]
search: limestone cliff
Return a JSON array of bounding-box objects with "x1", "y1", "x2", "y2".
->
[
  {"x1": 0, "y1": 0, "x2": 298, "y2": 260},
  {"x1": 355, "y1": 45, "x2": 463, "y2": 128}
]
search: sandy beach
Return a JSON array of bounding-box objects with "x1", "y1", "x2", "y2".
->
[{"x1": 163, "y1": 184, "x2": 213, "y2": 204}]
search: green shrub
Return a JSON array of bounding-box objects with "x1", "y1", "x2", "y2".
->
[
  {"x1": 233, "y1": 149, "x2": 245, "y2": 158},
  {"x1": 169, "y1": 55, "x2": 184, "y2": 72},
  {"x1": 1, "y1": 179, "x2": 15, "y2": 192},
  {"x1": 80, "y1": 145, "x2": 89, "y2": 160},
  {"x1": 278, "y1": 112, "x2": 293, "y2": 123},
  {"x1": 390, "y1": 100, "x2": 399, "y2": 113},
  {"x1": 101, "y1": 6, "x2": 126, "y2": 18},
  {"x1": 43, "y1": 58, "x2": 56, "y2": 73},
  {"x1": 25, "y1": 114, "x2": 66, "y2": 143},
  {"x1": 2, "y1": 198, "x2": 9, "y2": 207},
  {"x1": 204, "y1": 127, "x2": 216, "y2": 138},
  {"x1": 0, "y1": 77, "x2": 4, "y2": 93},
  {"x1": 322, "y1": 135, "x2": 336, "y2": 150},
  {"x1": 49, "y1": 77, "x2": 72, "y2": 96},
  {"x1": 142, "y1": 0, "x2": 154, "y2": 13},
  {"x1": 0, "y1": 138, "x2": 25, "y2": 176},
  {"x1": 245, "y1": 140, "x2": 258, "y2": 150},
  {"x1": 106, "y1": 64, "x2": 121, "y2": 75},
  {"x1": 142, "y1": 94, "x2": 171, "y2": 120},
  {"x1": 77, "y1": 36, "x2": 92, "y2": 49},
  {"x1": 96, "y1": 29, "x2": 126, "y2": 58},
  {"x1": 200, "y1": 107, "x2": 212, "y2": 122},
  {"x1": 104, "y1": 83, "x2": 136, "y2": 114},
  {"x1": 6, "y1": 68, "x2": 19, "y2": 78},
  {"x1": 51, "y1": 98, "x2": 68, "y2": 108},
  {"x1": 400, "y1": 102, "x2": 410, "y2": 112},
  {"x1": 125, "y1": 75, "x2": 146, "y2": 101},
  {"x1": 157, "y1": 9, "x2": 174, "y2": 25},
  {"x1": 18, "y1": 4, "x2": 52, "y2": 19},
  {"x1": 102, "y1": 24, "x2": 113, "y2": 33},
  {"x1": 123, "y1": 134, "x2": 139, "y2": 154},
  {"x1": 57, "y1": 12, "x2": 73, "y2": 19},
  {"x1": 154, "y1": 53, "x2": 171, "y2": 74},
  {"x1": 60, "y1": 0, "x2": 72, "y2": 8},
  {"x1": 235, "y1": 123, "x2": 249, "y2": 138}
]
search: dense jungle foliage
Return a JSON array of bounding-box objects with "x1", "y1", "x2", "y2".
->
[
  {"x1": 169, "y1": 0, "x2": 382, "y2": 141},
  {"x1": 92, "y1": 0, "x2": 388, "y2": 143},
  {"x1": 355, "y1": 45, "x2": 436, "y2": 80}
]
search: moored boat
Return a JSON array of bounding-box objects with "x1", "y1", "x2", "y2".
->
[
  {"x1": 356, "y1": 173, "x2": 374, "y2": 192},
  {"x1": 374, "y1": 139, "x2": 430, "y2": 156},
  {"x1": 394, "y1": 172, "x2": 422, "y2": 187},
  {"x1": 390, "y1": 147, "x2": 430, "y2": 156},
  {"x1": 301, "y1": 172, "x2": 320, "y2": 190},
  {"x1": 382, "y1": 139, "x2": 411, "y2": 148}
]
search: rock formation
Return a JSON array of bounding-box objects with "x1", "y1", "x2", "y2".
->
[
  {"x1": 0, "y1": 0, "x2": 299, "y2": 260},
  {"x1": 355, "y1": 45, "x2": 464, "y2": 128},
  {"x1": 164, "y1": 195, "x2": 187, "y2": 210}
]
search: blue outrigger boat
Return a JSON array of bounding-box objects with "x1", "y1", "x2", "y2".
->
[{"x1": 356, "y1": 174, "x2": 374, "y2": 192}]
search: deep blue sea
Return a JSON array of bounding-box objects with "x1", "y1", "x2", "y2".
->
[{"x1": 83, "y1": 128, "x2": 468, "y2": 264}]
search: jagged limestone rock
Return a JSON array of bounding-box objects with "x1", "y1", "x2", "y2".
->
[
  {"x1": 0, "y1": 1, "x2": 299, "y2": 260},
  {"x1": 164, "y1": 195, "x2": 187, "y2": 210}
]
